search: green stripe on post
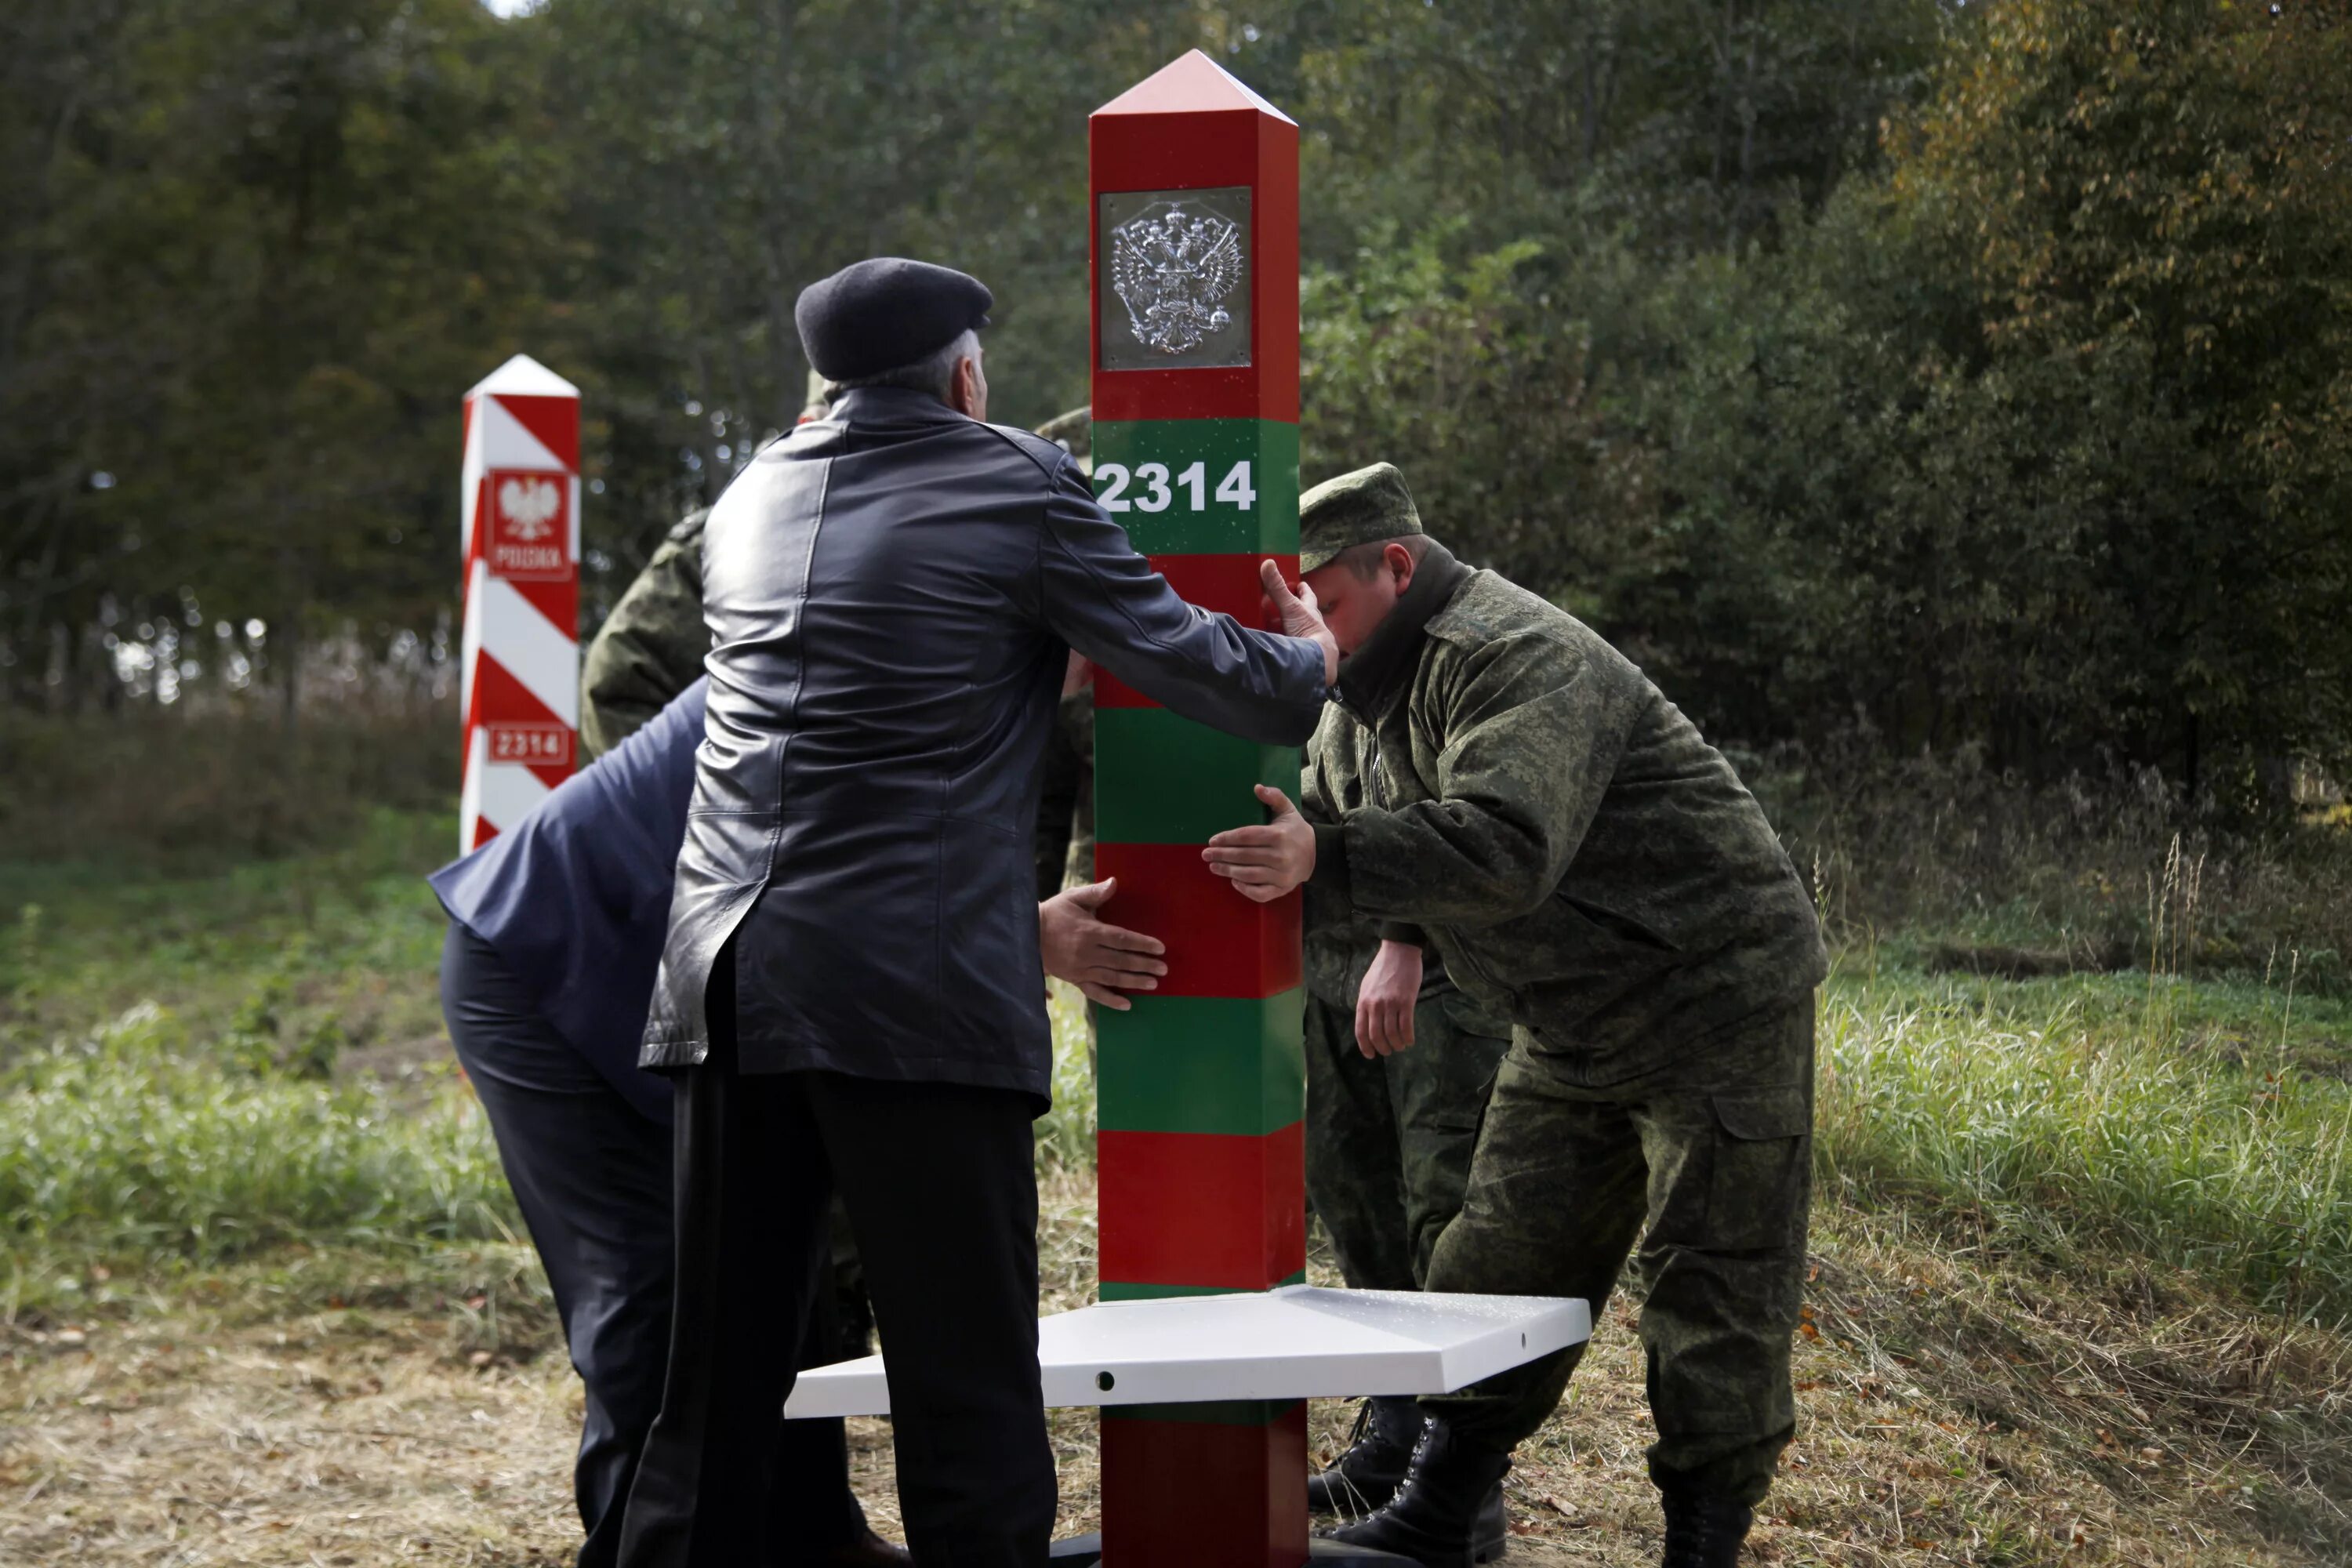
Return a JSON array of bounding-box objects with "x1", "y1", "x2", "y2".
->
[
  {"x1": 1096, "y1": 990, "x2": 1305, "y2": 1137},
  {"x1": 1099, "y1": 1270, "x2": 1308, "y2": 1304},
  {"x1": 1094, "y1": 707, "x2": 1301, "y2": 846},
  {"x1": 1092, "y1": 419, "x2": 1301, "y2": 554}
]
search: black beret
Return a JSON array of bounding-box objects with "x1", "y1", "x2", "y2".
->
[{"x1": 795, "y1": 257, "x2": 993, "y2": 382}]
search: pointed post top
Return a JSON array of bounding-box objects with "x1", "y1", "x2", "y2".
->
[
  {"x1": 1093, "y1": 49, "x2": 1297, "y2": 125},
  {"x1": 467, "y1": 353, "x2": 579, "y2": 401}
]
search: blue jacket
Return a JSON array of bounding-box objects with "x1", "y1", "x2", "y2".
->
[{"x1": 430, "y1": 680, "x2": 708, "y2": 1122}]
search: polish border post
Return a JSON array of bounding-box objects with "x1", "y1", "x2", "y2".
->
[{"x1": 458, "y1": 354, "x2": 582, "y2": 851}]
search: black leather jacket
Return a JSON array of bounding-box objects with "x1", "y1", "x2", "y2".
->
[{"x1": 641, "y1": 387, "x2": 1326, "y2": 1103}]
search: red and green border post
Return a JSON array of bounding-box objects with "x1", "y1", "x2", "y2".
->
[{"x1": 1089, "y1": 51, "x2": 1309, "y2": 1568}]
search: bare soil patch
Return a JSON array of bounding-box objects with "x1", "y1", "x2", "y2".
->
[{"x1": 2, "y1": 1174, "x2": 2341, "y2": 1566}]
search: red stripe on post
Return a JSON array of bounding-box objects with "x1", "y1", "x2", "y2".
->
[
  {"x1": 1100, "y1": 1404, "x2": 1309, "y2": 1568},
  {"x1": 493, "y1": 393, "x2": 583, "y2": 471},
  {"x1": 463, "y1": 655, "x2": 578, "y2": 775},
  {"x1": 1090, "y1": 841, "x2": 1300, "y2": 999},
  {"x1": 1098, "y1": 1122, "x2": 1306, "y2": 1290},
  {"x1": 1091, "y1": 72, "x2": 1299, "y2": 423},
  {"x1": 1095, "y1": 554, "x2": 1298, "y2": 710}
]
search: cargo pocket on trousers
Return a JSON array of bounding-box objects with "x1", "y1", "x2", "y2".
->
[{"x1": 1704, "y1": 1087, "x2": 1812, "y2": 1256}]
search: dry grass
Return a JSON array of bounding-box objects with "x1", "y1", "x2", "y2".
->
[{"x1": 5, "y1": 1171, "x2": 2345, "y2": 1567}]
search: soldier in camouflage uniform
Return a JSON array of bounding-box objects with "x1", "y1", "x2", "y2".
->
[
  {"x1": 1205, "y1": 464, "x2": 1828, "y2": 1568},
  {"x1": 579, "y1": 507, "x2": 712, "y2": 761},
  {"x1": 1029, "y1": 409, "x2": 1096, "y2": 899}
]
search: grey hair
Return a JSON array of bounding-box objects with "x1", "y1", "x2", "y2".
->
[{"x1": 829, "y1": 328, "x2": 980, "y2": 402}]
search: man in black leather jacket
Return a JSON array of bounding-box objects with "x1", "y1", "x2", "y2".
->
[{"x1": 615, "y1": 259, "x2": 1338, "y2": 1568}]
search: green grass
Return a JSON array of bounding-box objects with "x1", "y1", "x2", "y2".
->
[
  {"x1": 1817, "y1": 960, "x2": 2352, "y2": 1327},
  {"x1": 3, "y1": 782, "x2": 2346, "y2": 1342},
  {"x1": 0, "y1": 1001, "x2": 517, "y2": 1309},
  {"x1": 0, "y1": 806, "x2": 456, "y2": 1065}
]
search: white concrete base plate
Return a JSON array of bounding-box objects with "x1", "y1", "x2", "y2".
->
[{"x1": 784, "y1": 1285, "x2": 1589, "y2": 1419}]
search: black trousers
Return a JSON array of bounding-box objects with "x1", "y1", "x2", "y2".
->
[
  {"x1": 439, "y1": 924, "x2": 864, "y2": 1568},
  {"x1": 616, "y1": 953, "x2": 1056, "y2": 1568}
]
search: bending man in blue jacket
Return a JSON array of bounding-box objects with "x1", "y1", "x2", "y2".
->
[{"x1": 430, "y1": 679, "x2": 1168, "y2": 1568}]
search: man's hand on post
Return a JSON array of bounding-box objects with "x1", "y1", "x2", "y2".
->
[
  {"x1": 1202, "y1": 785, "x2": 1316, "y2": 903},
  {"x1": 1261, "y1": 559, "x2": 1339, "y2": 688},
  {"x1": 1356, "y1": 939, "x2": 1422, "y2": 1058},
  {"x1": 1038, "y1": 878, "x2": 1167, "y2": 1011}
]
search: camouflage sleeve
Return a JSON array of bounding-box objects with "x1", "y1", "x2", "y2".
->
[
  {"x1": 1034, "y1": 711, "x2": 1083, "y2": 898},
  {"x1": 1299, "y1": 710, "x2": 1341, "y2": 827},
  {"x1": 579, "y1": 514, "x2": 709, "y2": 760},
  {"x1": 1308, "y1": 632, "x2": 1639, "y2": 930}
]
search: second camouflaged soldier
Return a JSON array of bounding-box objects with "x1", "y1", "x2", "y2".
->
[
  {"x1": 1204, "y1": 464, "x2": 1828, "y2": 1568},
  {"x1": 1030, "y1": 408, "x2": 1096, "y2": 901}
]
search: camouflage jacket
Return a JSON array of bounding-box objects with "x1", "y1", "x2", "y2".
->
[
  {"x1": 1301, "y1": 545, "x2": 1828, "y2": 1080},
  {"x1": 1033, "y1": 684, "x2": 1095, "y2": 898},
  {"x1": 579, "y1": 509, "x2": 711, "y2": 761}
]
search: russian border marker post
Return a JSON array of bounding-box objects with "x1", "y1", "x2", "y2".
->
[
  {"x1": 458, "y1": 354, "x2": 582, "y2": 851},
  {"x1": 1087, "y1": 49, "x2": 1313, "y2": 1568},
  {"x1": 780, "y1": 54, "x2": 1591, "y2": 1565}
]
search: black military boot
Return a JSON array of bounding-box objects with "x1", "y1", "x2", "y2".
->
[
  {"x1": 819, "y1": 1525, "x2": 914, "y2": 1566},
  {"x1": 1659, "y1": 1492, "x2": 1753, "y2": 1568},
  {"x1": 1319, "y1": 1419, "x2": 1511, "y2": 1566},
  {"x1": 1308, "y1": 1396, "x2": 1426, "y2": 1516}
]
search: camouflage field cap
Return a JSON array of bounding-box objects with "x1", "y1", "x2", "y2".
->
[
  {"x1": 1299, "y1": 462, "x2": 1422, "y2": 573},
  {"x1": 1035, "y1": 405, "x2": 1092, "y2": 477}
]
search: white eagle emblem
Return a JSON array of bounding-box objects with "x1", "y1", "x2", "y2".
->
[
  {"x1": 498, "y1": 475, "x2": 561, "y2": 540},
  {"x1": 1110, "y1": 201, "x2": 1245, "y2": 356}
]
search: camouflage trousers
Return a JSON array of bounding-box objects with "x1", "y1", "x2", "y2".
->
[
  {"x1": 1303, "y1": 990, "x2": 1512, "y2": 1294},
  {"x1": 1423, "y1": 998, "x2": 1816, "y2": 1507}
]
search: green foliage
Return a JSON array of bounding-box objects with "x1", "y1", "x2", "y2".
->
[
  {"x1": 4, "y1": 1, "x2": 2345, "y2": 795},
  {"x1": 1301, "y1": 223, "x2": 1647, "y2": 594},
  {"x1": 1, "y1": 0, "x2": 563, "y2": 707},
  {"x1": 1492, "y1": 0, "x2": 2352, "y2": 801},
  {"x1": 1876, "y1": 0, "x2": 2352, "y2": 789},
  {"x1": 0, "y1": 802, "x2": 453, "y2": 1058},
  {"x1": 0, "y1": 1001, "x2": 516, "y2": 1266},
  {"x1": 1035, "y1": 982, "x2": 1098, "y2": 1173}
]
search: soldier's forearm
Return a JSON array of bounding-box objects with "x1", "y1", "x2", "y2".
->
[{"x1": 1312, "y1": 804, "x2": 1559, "y2": 929}]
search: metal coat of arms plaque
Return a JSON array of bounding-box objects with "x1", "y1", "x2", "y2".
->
[{"x1": 1098, "y1": 186, "x2": 1253, "y2": 371}]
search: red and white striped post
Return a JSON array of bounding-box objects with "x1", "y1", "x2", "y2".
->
[{"x1": 459, "y1": 354, "x2": 581, "y2": 851}]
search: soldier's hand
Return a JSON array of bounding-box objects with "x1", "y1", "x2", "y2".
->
[
  {"x1": 1261, "y1": 560, "x2": 1340, "y2": 687},
  {"x1": 1202, "y1": 785, "x2": 1316, "y2": 903},
  {"x1": 1039, "y1": 879, "x2": 1167, "y2": 1011},
  {"x1": 1356, "y1": 939, "x2": 1421, "y2": 1057}
]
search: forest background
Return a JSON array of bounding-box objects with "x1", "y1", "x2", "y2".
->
[
  {"x1": 5, "y1": 0, "x2": 2351, "y2": 804},
  {"x1": 4, "y1": 3, "x2": 2352, "y2": 1565}
]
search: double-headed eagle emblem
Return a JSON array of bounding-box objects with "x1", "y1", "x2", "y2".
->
[{"x1": 1110, "y1": 201, "x2": 1245, "y2": 356}]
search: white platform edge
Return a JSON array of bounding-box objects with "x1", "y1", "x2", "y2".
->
[{"x1": 784, "y1": 1287, "x2": 1591, "y2": 1420}]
